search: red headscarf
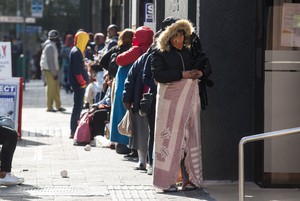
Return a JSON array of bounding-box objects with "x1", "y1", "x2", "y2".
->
[{"x1": 64, "y1": 34, "x2": 74, "y2": 48}]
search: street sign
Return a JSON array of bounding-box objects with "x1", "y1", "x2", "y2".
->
[
  {"x1": 145, "y1": 3, "x2": 154, "y2": 23},
  {"x1": 0, "y1": 16, "x2": 36, "y2": 24},
  {"x1": 31, "y1": 0, "x2": 43, "y2": 18}
]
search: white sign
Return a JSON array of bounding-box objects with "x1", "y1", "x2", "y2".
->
[
  {"x1": 0, "y1": 42, "x2": 12, "y2": 77},
  {"x1": 0, "y1": 16, "x2": 36, "y2": 23},
  {"x1": 0, "y1": 77, "x2": 21, "y2": 131},
  {"x1": 145, "y1": 3, "x2": 154, "y2": 23}
]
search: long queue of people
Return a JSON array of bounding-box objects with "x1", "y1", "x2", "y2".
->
[
  {"x1": 0, "y1": 16, "x2": 212, "y2": 192},
  {"x1": 69, "y1": 16, "x2": 212, "y2": 192}
]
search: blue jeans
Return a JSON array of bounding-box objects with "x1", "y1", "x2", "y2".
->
[{"x1": 70, "y1": 87, "x2": 85, "y2": 134}]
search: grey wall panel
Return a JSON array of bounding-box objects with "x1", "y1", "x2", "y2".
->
[
  {"x1": 199, "y1": 0, "x2": 257, "y2": 180},
  {"x1": 165, "y1": 0, "x2": 188, "y2": 19}
]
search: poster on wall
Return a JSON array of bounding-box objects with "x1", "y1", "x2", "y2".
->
[
  {"x1": 0, "y1": 42, "x2": 12, "y2": 77},
  {"x1": 0, "y1": 77, "x2": 23, "y2": 138},
  {"x1": 281, "y1": 3, "x2": 300, "y2": 47}
]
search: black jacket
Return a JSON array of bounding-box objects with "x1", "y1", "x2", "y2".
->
[
  {"x1": 151, "y1": 46, "x2": 195, "y2": 83},
  {"x1": 123, "y1": 53, "x2": 151, "y2": 113},
  {"x1": 99, "y1": 44, "x2": 131, "y2": 77}
]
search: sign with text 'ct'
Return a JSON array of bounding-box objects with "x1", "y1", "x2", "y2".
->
[{"x1": 0, "y1": 77, "x2": 23, "y2": 138}]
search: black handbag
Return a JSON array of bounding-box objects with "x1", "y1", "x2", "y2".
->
[{"x1": 139, "y1": 93, "x2": 154, "y2": 116}]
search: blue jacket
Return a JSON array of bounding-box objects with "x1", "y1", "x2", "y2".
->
[
  {"x1": 123, "y1": 52, "x2": 152, "y2": 113},
  {"x1": 68, "y1": 46, "x2": 89, "y2": 90}
]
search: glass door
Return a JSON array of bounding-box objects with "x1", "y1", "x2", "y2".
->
[{"x1": 264, "y1": 0, "x2": 300, "y2": 187}]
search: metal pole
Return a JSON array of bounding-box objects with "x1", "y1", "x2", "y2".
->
[
  {"x1": 238, "y1": 127, "x2": 300, "y2": 201},
  {"x1": 22, "y1": 0, "x2": 26, "y2": 88},
  {"x1": 238, "y1": 140, "x2": 245, "y2": 201},
  {"x1": 16, "y1": 0, "x2": 21, "y2": 38}
]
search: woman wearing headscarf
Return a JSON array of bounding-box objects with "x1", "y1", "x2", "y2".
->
[
  {"x1": 69, "y1": 31, "x2": 90, "y2": 139},
  {"x1": 122, "y1": 26, "x2": 154, "y2": 170},
  {"x1": 151, "y1": 19, "x2": 209, "y2": 191},
  {"x1": 98, "y1": 29, "x2": 134, "y2": 151},
  {"x1": 110, "y1": 26, "x2": 153, "y2": 153}
]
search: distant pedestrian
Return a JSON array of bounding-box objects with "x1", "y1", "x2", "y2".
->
[
  {"x1": 61, "y1": 34, "x2": 74, "y2": 94},
  {"x1": 69, "y1": 31, "x2": 90, "y2": 139},
  {"x1": 40, "y1": 29, "x2": 66, "y2": 112}
]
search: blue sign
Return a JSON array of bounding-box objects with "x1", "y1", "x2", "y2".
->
[{"x1": 32, "y1": 0, "x2": 43, "y2": 18}]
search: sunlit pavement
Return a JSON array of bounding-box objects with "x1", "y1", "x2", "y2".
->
[{"x1": 0, "y1": 80, "x2": 215, "y2": 201}]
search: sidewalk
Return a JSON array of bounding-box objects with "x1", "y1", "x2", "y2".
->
[{"x1": 1, "y1": 80, "x2": 300, "y2": 201}]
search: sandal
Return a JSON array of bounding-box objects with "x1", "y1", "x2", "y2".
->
[
  {"x1": 182, "y1": 181, "x2": 197, "y2": 191},
  {"x1": 163, "y1": 184, "x2": 178, "y2": 192}
]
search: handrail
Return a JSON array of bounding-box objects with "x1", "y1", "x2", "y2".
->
[{"x1": 238, "y1": 127, "x2": 300, "y2": 201}]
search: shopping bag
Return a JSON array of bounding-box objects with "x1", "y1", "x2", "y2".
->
[
  {"x1": 117, "y1": 109, "x2": 133, "y2": 137},
  {"x1": 74, "y1": 111, "x2": 93, "y2": 145}
]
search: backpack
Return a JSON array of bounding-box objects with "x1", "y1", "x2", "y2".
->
[
  {"x1": 108, "y1": 47, "x2": 121, "y2": 77},
  {"x1": 108, "y1": 52, "x2": 118, "y2": 77},
  {"x1": 73, "y1": 110, "x2": 94, "y2": 146}
]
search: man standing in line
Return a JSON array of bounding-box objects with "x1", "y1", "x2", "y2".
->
[
  {"x1": 106, "y1": 24, "x2": 119, "y2": 51},
  {"x1": 40, "y1": 29, "x2": 66, "y2": 112},
  {"x1": 94, "y1": 33, "x2": 106, "y2": 54},
  {"x1": 68, "y1": 31, "x2": 90, "y2": 139}
]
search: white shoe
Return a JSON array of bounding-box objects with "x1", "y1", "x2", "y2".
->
[
  {"x1": 0, "y1": 173, "x2": 24, "y2": 185},
  {"x1": 147, "y1": 166, "x2": 153, "y2": 175}
]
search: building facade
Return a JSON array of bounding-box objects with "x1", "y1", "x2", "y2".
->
[{"x1": 86, "y1": 0, "x2": 300, "y2": 188}]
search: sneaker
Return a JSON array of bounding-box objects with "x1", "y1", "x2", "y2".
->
[
  {"x1": 57, "y1": 107, "x2": 66, "y2": 112},
  {"x1": 133, "y1": 163, "x2": 146, "y2": 171},
  {"x1": 0, "y1": 173, "x2": 24, "y2": 186},
  {"x1": 147, "y1": 166, "x2": 153, "y2": 175},
  {"x1": 124, "y1": 150, "x2": 138, "y2": 158},
  {"x1": 69, "y1": 133, "x2": 74, "y2": 139},
  {"x1": 46, "y1": 108, "x2": 56, "y2": 112}
]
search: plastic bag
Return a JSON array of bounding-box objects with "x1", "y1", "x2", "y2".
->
[{"x1": 117, "y1": 110, "x2": 133, "y2": 137}]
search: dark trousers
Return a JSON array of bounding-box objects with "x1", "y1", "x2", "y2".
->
[
  {"x1": 90, "y1": 108, "x2": 110, "y2": 138},
  {"x1": 180, "y1": 153, "x2": 189, "y2": 182},
  {"x1": 70, "y1": 87, "x2": 85, "y2": 134},
  {"x1": 0, "y1": 126, "x2": 18, "y2": 172},
  {"x1": 147, "y1": 97, "x2": 156, "y2": 166}
]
